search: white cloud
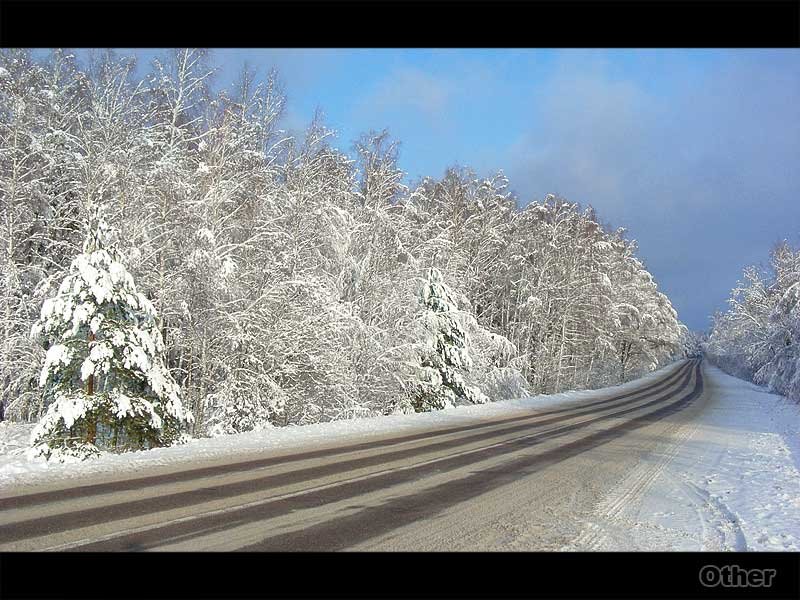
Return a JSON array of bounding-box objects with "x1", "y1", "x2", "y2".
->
[{"x1": 355, "y1": 66, "x2": 455, "y2": 122}]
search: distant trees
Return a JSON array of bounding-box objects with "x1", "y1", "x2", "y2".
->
[
  {"x1": 0, "y1": 48, "x2": 684, "y2": 456},
  {"x1": 608, "y1": 247, "x2": 682, "y2": 382},
  {"x1": 706, "y1": 240, "x2": 800, "y2": 401},
  {"x1": 679, "y1": 329, "x2": 704, "y2": 359}
]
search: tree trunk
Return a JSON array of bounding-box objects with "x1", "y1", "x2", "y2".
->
[
  {"x1": 620, "y1": 342, "x2": 629, "y2": 383},
  {"x1": 86, "y1": 331, "x2": 96, "y2": 445}
]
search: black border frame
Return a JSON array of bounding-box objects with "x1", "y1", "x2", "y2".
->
[
  {"x1": 1, "y1": 2, "x2": 799, "y2": 599},
  {"x1": 1, "y1": 552, "x2": 799, "y2": 599},
  {"x1": 1, "y1": 0, "x2": 799, "y2": 47}
]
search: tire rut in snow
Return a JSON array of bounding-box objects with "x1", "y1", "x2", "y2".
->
[
  {"x1": 567, "y1": 395, "x2": 704, "y2": 550},
  {"x1": 68, "y1": 362, "x2": 703, "y2": 551},
  {"x1": 1, "y1": 363, "x2": 697, "y2": 546}
]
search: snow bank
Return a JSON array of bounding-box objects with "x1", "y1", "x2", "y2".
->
[
  {"x1": 0, "y1": 360, "x2": 685, "y2": 490},
  {"x1": 0, "y1": 422, "x2": 37, "y2": 480},
  {"x1": 695, "y1": 365, "x2": 800, "y2": 550},
  {"x1": 570, "y1": 363, "x2": 800, "y2": 551}
]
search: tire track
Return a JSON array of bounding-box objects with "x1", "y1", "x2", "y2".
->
[
  {"x1": 0, "y1": 360, "x2": 692, "y2": 511},
  {"x1": 0, "y1": 363, "x2": 695, "y2": 546},
  {"x1": 233, "y1": 363, "x2": 704, "y2": 552},
  {"x1": 680, "y1": 477, "x2": 748, "y2": 551},
  {"x1": 64, "y1": 362, "x2": 702, "y2": 551},
  {"x1": 570, "y1": 403, "x2": 703, "y2": 550}
]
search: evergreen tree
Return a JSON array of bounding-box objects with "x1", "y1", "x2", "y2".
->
[
  {"x1": 412, "y1": 267, "x2": 488, "y2": 411},
  {"x1": 29, "y1": 213, "x2": 193, "y2": 461}
]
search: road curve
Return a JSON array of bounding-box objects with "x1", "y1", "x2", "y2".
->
[{"x1": 0, "y1": 359, "x2": 706, "y2": 551}]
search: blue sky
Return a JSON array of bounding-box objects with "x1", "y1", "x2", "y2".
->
[{"x1": 116, "y1": 49, "x2": 800, "y2": 331}]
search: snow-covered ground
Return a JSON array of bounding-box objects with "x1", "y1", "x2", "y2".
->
[
  {"x1": 0, "y1": 361, "x2": 685, "y2": 490},
  {"x1": 0, "y1": 421, "x2": 36, "y2": 481},
  {"x1": 568, "y1": 363, "x2": 800, "y2": 551}
]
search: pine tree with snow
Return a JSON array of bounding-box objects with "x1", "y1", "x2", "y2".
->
[
  {"x1": 412, "y1": 267, "x2": 488, "y2": 411},
  {"x1": 29, "y1": 212, "x2": 193, "y2": 461}
]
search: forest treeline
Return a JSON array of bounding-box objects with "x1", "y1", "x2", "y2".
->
[
  {"x1": 706, "y1": 241, "x2": 800, "y2": 401},
  {"x1": 0, "y1": 49, "x2": 685, "y2": 445}
]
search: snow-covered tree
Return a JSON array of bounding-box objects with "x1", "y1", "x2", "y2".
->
[
  {"x1": 0, "y1": 49, "x2": 88, "y2": 422},
  {"x1": 412, "y1": 267, "x2": 488, "y2": 411},
  {"x1": 708, "y1": 240, "x2": 800, "y2": 402},
  {"x1": 679, "y1": 328, "x2": 705, "y2": 359},
  {"x1": 29, "y1": 214, "x2": 193, "y2": 460},
  {"x1": 608, "y1": 251, "x2": 682, "y2": 382},
  {"x1": 755, "y1": 280, "x2": 800, "y2": 397},
  {"x1": 0, "y1": 49, "x2": 687, "y2": 441}
]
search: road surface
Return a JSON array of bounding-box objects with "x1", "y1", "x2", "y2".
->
[{"x1": 0, "y1": 359, "x2": 706, "y2": 551}]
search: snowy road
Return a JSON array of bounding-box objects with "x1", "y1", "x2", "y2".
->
[{"x1": 0, "y1": 359, "x2": 718, "y2": 551}]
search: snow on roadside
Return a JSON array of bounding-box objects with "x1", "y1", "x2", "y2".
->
[
  {"x1": 698, "y1": 365, "x2": 800, "y2": 550},
  {"x1": 570, "y1": 362, "x2": 800, "y2": 551},
  {"x1": 0, "y1": 360, "x2": 685, "y2": 491},
  {"x1": 0, "y1": 422, "x2": 37, "y2": 483},
  {"x1": 0, "y1": 421, "x2": 35, "y2": 459}
]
